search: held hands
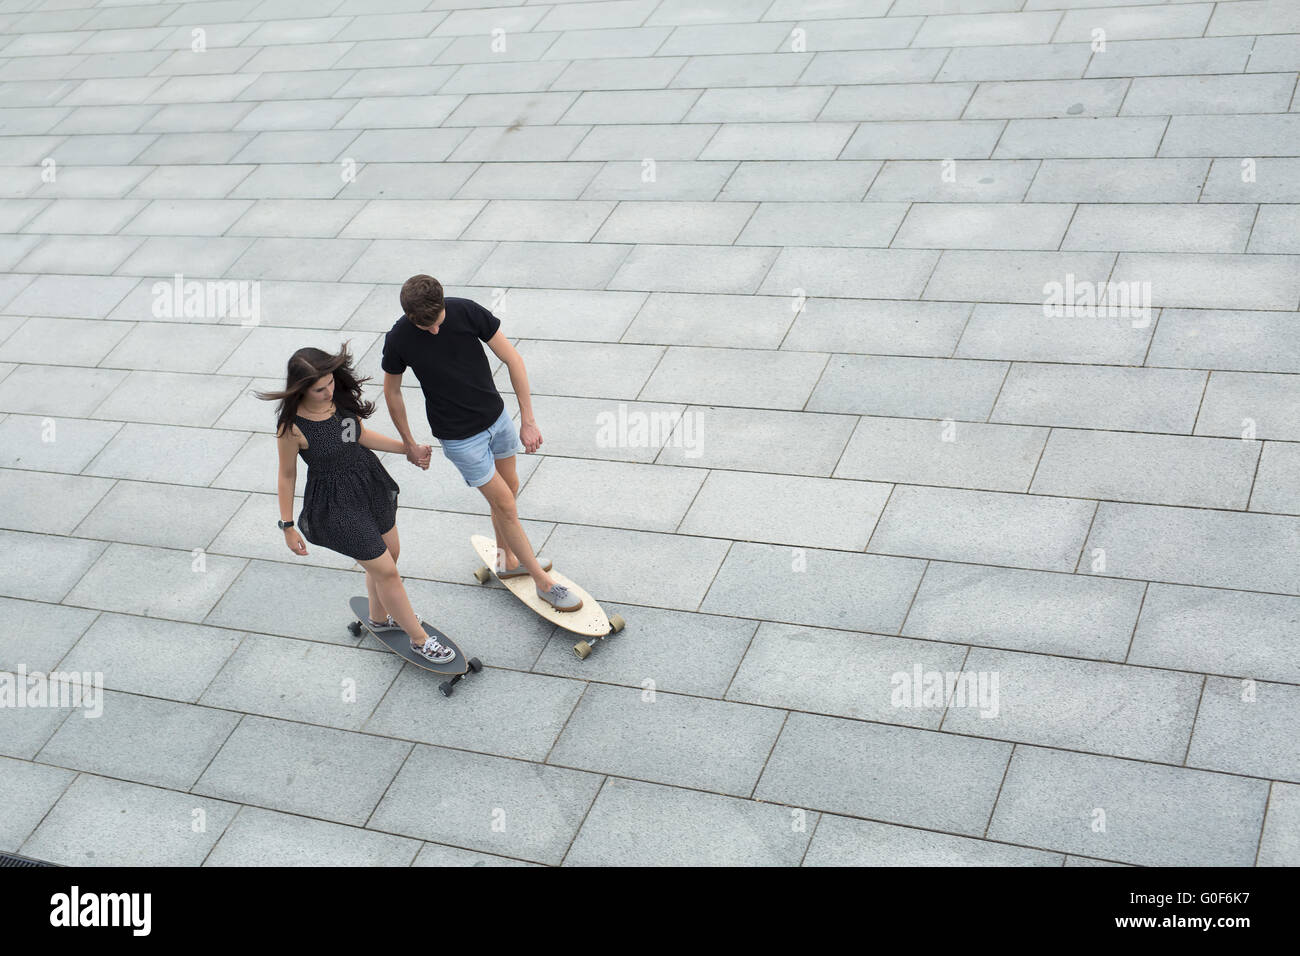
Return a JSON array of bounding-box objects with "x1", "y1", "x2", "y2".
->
[
  {"x1": 285, "y1": 529, "x2": 307, "y2": 556},
  {"x1": 405, "y1": 441, "x2": 433, "y2": 470},
  {"x1": 520, "y1": 420, "x2": 542, "y2": 454}
]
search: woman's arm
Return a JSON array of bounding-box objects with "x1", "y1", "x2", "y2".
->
[
  {"x1": 360, "y1": 423, "x2": 431, "y2": 468},
  {"x1": 275, "y1": 427, "x2": 307, "y2": 555}
]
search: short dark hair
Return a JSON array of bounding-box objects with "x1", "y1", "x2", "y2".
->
[{"x1": 401, "y1": 275, "x2": 444, "y2": 328}]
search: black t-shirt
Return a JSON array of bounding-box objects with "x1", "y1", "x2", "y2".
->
[{"x1": 380, "y1": 297, "x2": 504, "y2": 440}]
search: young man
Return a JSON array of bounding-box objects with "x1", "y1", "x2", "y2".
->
[{"x1": 381, "y1": 274, "x2": 581, "y2": 612}]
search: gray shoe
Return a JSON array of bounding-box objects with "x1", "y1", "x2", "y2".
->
[
  {"x1": 497, "y1": 556, "x2": 553, "y2": 578},
  {"x1": 536, "y1": 582, "x2": 583, "y2": 612}
]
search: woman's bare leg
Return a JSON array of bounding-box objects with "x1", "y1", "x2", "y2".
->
[
  {"x1": 358, "y1": 546, "x2": 427, "y2": 647},
  {"x1": 365, "y1": 526, "x2": 400, "y2": 623}
]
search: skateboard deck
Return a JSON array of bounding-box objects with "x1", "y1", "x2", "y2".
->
[
  {"x1": 347, "y1": 595, "x2": 481, "y2": 696},
  {"x1": 469, "y1": 534, "x2": 625, "y2": 659}
]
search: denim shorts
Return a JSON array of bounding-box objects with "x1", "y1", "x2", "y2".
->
[{"x1": 439, "y1": 406, "x2": 523, "y2": 488}]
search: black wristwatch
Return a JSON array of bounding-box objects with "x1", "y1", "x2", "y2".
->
[{"x1": 278, "y1": 520, "x2": 294, "y2": 530}]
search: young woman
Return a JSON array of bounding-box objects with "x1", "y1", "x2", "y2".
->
[{"x1": 256, "y1": 345, "x2": 454, "y2": 664}]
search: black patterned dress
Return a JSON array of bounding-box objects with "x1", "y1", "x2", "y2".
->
[{"x1": 294, "y1": 408, "x2": 399, "y2": 562}]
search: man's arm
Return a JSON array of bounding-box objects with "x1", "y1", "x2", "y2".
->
[
  {"x1": 486, "y1": 330, "x2": 541, "y2": 453},
  {"x1": 382, "y1": 371, "x2": 425, "y2": 461}
]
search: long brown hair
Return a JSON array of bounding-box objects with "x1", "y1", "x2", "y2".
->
[{"x1": 255, "y1": 344, "x2": 375, "y2": 438}]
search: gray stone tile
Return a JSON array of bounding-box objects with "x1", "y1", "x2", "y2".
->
[
  {"x1": 0, "y1": 529, "x2": 107, "y2": 604},
  {"x1": 535, "y1": 522, "x2": 731, "y2": 612},
  {"x1": 65, "y1": 542, "x2": 248, "y2": 624},
  {"x1": 473, "y1": 240, "x2": 630, "y2": 290},
  {"x1": 0, "y1": 756, "x2": 75, "y2": 854},
  {"x1": 60, "y1": 612, "x2": 242, "y2": 703},
  {"x1": 83, "y1": 422, "x2": 247, "y2": 484},
  {"x1": 226, "y1": 199, "x2": 367, "y2": 239},
  {"x1": 369, "y1": 744, "x2": 602, "y2": 865},
  {"x1": 821, "y1": 81, "x2": 973, "y2": 121},
  {"x1": 549, "y1": 682, "x2": 785, "y2": 797},
  {"x1": 842, "y1": 119, "x2": 1004, "y2": 159},
  {"x1": 867, "y1": 159, "x2": 1038, "y2": 202},
  {"x1": 37, "y1": 690, "x2": 240, "y2": 789},
  {"x1": 565, "y1": 777, "x2": 814, "y2": 866},
  {"x1": 1056, "y1": 3, "x2": 1212, "y2": 42},
  {"x1": 987, "y1": 745, "x2": 1268, "y2": 866},
  {"x1": 680, "y1": 470, "x2": 891, "y2": 550},
  {"x1": 0, "y1": 469, "x2": 114, "y2": 535},
  {"x1": 641, "y1": 346, "x2": 827, "y2": 411},
  {"x1": 728, "y1": 622, "x2": 967, "y2": 729},
  {"x1": 205, "y1": 806, "x2": 420, "y2": 866},
  {"x1": 1130, "y1": 584, "x2": 1300, "y2": 684},
  {"x1": 756, "y1": 713, "x2": 1011, "y2": 835},
  {"x1": 938, "y1": 42, "x2": 1092, "y2": 81},
  {"x1": 516, "y1": 456, "x2": 704, "y2": 533},
  {"x1": 73, "y1": 480, "x2": 246, "y2": 550},
  {"x1": 1031, "y1": 430, "x2": 1259, "y2": 509},
  {"x1": 655, "y1": 405, "x2": 856, "y2": 477},
  {"x1": 366, "y1": 666, "x2": 583, "y2": 761},
  {"x1": 1065, "y1": 203, "x2": 1255, "y2": 253},
  {"x1": 702, "y1": 541, "x2": 926, "y2": 632},
  {"x1": 582, "y1": 160, "x2": 735, "y2": 201},
  {"x1": 894, "y1": 202, "x2": 1075, "y2": 250},
  {"x1": 624, "y1": 292, "x2": 792, "y2": 349},
  {"x1": 1026, "y1": 158, "x2": 1209, "y2": 203},
  {"x1": 720, "y1": 160, "x2": 879, "y2": 201},
  {"x1": 194, "y1": 715, "x2": 410, "y2": 826},
  {"x1": 904, "y1": 562, "x2": 1145, "y2": 661},
  {"x1": 1161, "y1": 114, "x2": 1300, "y2": 157},
  {"x1": 200, "y1": 632, "x2": 402, "y2": 731},
  {"x1": 761, "y1": 248, "x2": 940, "y2": 299},
  {"x1": 1258, "y1": 783, "x2": 1300, "y2": 867},
  {"x1": 1252, "y1": 441, "x2": 1300, "y2": 515},
  {"x1": 1085, "y1": 37, "x2": 1253, "y2": 79},
  {"x1": 1196, "y1": 372, "x2": 1300, "y2": 442},
  {"x1": 996, "y1": 117, "x2": 1167, "y2": 159},
  {"x1": 1187, "y1": 678, "x2": 1300, "y2": 782},
  {"x1": 835, "y1": 415, "x2": 1046, "y2": 492},
  {"x1": 1248, "y1": 203, "x2": 1300, "y2": 254},
  {"x1": 203, "y1": 560, "x2": 374, "y2": 642},
  {"x1": 21, "y1": 774, "x2": 238, "y2": 866},
  {"x1": 594, "y1": 200, "x2": 754, "y2": 245},
  {"x1": 217, "y1": 327, "x2": 378, "y2": 378},
  {"x1": 739, "y1": 200, "x2": 908, "y2": 247},
  {"x1": 609, "y1": 244, "x2": 776, "y2": 294},
  {"x1": 0, "y1": 596, "x2": 97, "y2": 674},
  {"x1": 809, "y1": 355, "x2": 1009, "y2": 420},
  {"x1": 0, "y1": 364, "x2": 126, "y2": 418},
  {"x1": 1085, "y1": 502, "x2": 1300, "y2": 595},
  {"x1": 955, "y1": 304, "x2": 1152, "y2": 365},
  {"x1": 456, "y1": 161, "x2": 599, "y2": 200},
  {"x1": 451, "y1": 125, "x2": 588, "y2": 163},
  {"x1": 686, "y1": 86, "x2": 832, "y2": 124},
  {"x1": 412, "y1": 843, "x2": 539, "y2": 866},
  {"x1": 533, "y1": 603, "x2": 756, "y2": 699},
  {"x1": 460, "y1": 198, "x2": 612, "y2": 243},
  {"x1": 673, "y1": 53, "x2": 814, "y2": 90},
  {"x1": 965, "y1": 78, "x2": 1129, "y2": 118},
  {"x1": 947, "y1": 647, "x2": 1201, "y2": 762},
  {"x1": 1201, "y1": 157, "x2": 1300, "y2": 203},
  {"x1": 1123, "y1": 72, "x2": 1297, "y2": 116},
  {"x1": 872, "y1": 486, "x2": 1095, "y2": 572},
  {"x1": 502, "y1": 396, "x2": 682, "y2": 464},
  {"x1": 783, "y1": 298, "x2": 970, "y2": 357},
  {"x1": 991, "y1": 364, "x2": 1207, "y2": 433},
  {"x1": 804, "y1": 814, "x2": 1063, "y2": 867},
  {"x1": 551, "y1": 56, "x2": 688, "y2": 92},
  {"x1": 18, "y1": 236, "x2": 145, "y2": 275},
  {"x1": 495, "y1": 339, "x2": 662, "y2": 400}
]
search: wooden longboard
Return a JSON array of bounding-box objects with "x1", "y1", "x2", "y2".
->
[
  {"x1": 469, "y1": 534, "x2": 625, "y2": 659},
  {"x1": 347, "y1": 595, "x2": 481, "y2": 696}
]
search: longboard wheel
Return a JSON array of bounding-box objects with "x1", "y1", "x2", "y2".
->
[
  {"x1": 439, "y1": 681, "x2": 453, "y2": 697},
  {"x1": 473, "y1": 566, "x2": 492, "y2": 584},
  {"x1": 469, "y1": 657, "x2": 483, "y2": 673},
  {"x1": 609, "y1": 614, "x2": 626, "y2": 633},
  {"x1": 348, "y1": 620, "x2": 362, "y2": 637},
  {"x1": 574, "y1": 641, "x2": 591, "y2": 660}
]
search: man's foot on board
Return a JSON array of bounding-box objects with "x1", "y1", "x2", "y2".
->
[{"x1": 536, "y1": 582, "x2": 582, "y2": 612}]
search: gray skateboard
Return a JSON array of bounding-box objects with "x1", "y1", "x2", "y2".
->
[{"x1": 347, "y1": 595, "x2": 482, "y2": 697}]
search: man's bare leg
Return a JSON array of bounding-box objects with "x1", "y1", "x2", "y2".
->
[
  {"x1": 477, "y1": 471, "x2": 555, "y2": 591},
  {"x1": 491, "y1": 455, "x2": 521, "y2": 568}
]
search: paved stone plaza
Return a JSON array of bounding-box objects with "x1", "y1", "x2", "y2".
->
[{"x1": 0, "y1": 0, "x2": 1298, "y2": 867}]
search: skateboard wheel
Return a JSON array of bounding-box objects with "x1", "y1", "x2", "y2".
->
[
  {"x1": 348, "y1": 620, "x2": 362, "y2": 637},
  {"x1": 469, "y1": 657, "x2": 483, "y2": 673},
  {"x1": 439, "y1": 681, "x2": 453, "y2": 697},
  {"x1": 574, "y1": 641, "x2": 591, "y2": 660},
  {"x1": 609, "y1": 614, "x2": 626, "y2": 633},
  {"x1": 473, "y1": 566, "x2": 492, "y2": 584}
]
